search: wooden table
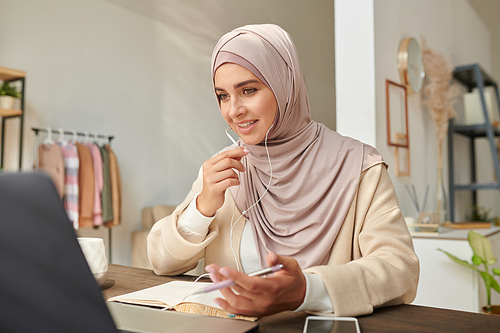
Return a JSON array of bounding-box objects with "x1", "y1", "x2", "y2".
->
[{"x1": 102, "y1": 264, "x2": 500, "y2": 332}]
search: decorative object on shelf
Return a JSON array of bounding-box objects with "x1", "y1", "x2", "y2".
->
[
  {"x1": 405, "y1": 184, "x2": 430, "y2": 215},
  {"x1": 436, "y1": 166, "x2": 447, "y2": 224},
  {"x1": 404, "y1": 184, "x2": 439, "y2": 233},
  {"x1": 463, "y1": 86, "x2": 499, "y2": 126},
  {"x1": 415, "y1": 212, "x2": 439, "y2": 232},
  {"x1": 397, "y1": 37, "x2": 425, "y2": 94},
  {"x1": 421, "y1": 36, "x2": 461, "y2": 223},
  {"x1": 386, "y1": 79, "x2": 410, "y2": 176},
  {"x1": 468, "y1": 205, "x2": 493, "y2": 222},
  {"x1": 0, "y1": 81, "x2": 21, "y2": 109},
  {"x1": 439, "y1": 230, "x2": 500, "y2": 315}
]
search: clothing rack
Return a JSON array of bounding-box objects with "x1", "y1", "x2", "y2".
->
[
  {"x1": 32, "y1": 127, "x2": 114, "y2": 143},
  {"x1": 32, "y1": 127, "x2": 115, "y2": 262}
]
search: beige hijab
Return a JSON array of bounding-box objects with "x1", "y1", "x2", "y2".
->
[{"x1": 211, "y1": 24, "x2": 384, "y2": 269}]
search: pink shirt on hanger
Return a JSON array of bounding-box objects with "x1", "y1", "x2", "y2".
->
[{"x1": 86, "y1": 142, "x2": 103, "y2": 227}]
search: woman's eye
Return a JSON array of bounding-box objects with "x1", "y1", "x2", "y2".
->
[
  {"x1": 218, "y1": 93, "x2": 229, "y2": 101},
  {"x1": 243, "y1": 88, "x2": 256, "y2": 95}
]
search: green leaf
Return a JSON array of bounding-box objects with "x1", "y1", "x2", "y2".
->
[
  {"x1": 480, "y1": 271, "x2": 493, "y2": 306},
  {"x1": 491, "y1": 276, "x2": 500, "y2": 294},
  {"x1": 493, "y1": 268, "x2": 500, "y2": 276},
  {"x1": 0, "y1": 82, "x2": 21, "y2": 99},
  {"x1": 468, "y1": 230, "x2": 496, "y2": 266},
  {"x1": 480, "y1": 271, "x2": 492, "y2": 288},
  {"x1": 438, "y1": 249, "x2": 477, "y2": 271},
  {"x1": 472, "y1": 255, "x2": 482, "y2": 266}
]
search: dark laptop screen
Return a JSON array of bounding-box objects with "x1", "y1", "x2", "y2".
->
[{"x1": 0, "y1": 172, "x2": 117, "y2": 333}]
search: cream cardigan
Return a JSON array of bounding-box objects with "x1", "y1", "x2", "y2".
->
[{"x1": 147, "y1": 163, "x2": 419, "y2": 317}]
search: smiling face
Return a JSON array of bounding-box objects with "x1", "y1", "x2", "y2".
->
[{"x1": 214, "y1": 63, "x2": 277, "y2": 145}]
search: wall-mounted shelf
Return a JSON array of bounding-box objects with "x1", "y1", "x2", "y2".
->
[
  {"x1": 0, "y1": 66, "x2": 26, "y2": 82},
  {"x1": 0, "y1": 109, "x2": 23, "y2": 118},
  {"x1": 0, "y1": 66, "x2": 26, "y2": 169}
]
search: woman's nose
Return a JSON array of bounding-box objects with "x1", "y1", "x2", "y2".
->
[{"x1": 229, "y1": 98, "x2": 246, "y2": 118}]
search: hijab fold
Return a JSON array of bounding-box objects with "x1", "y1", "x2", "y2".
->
[{"x1": 211, "y1": 24, "x2": 384, "y2": 269}]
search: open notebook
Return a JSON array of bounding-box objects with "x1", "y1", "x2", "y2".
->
[{"x1": 108, "y1": 281, "x2": 257, "y2": 321}]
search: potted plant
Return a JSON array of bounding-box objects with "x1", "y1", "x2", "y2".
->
[
  {"x1": 439, "y1": 230, "x2": 500, "y2": 315},
  {"x1": 0, "y1": 82, "x2": 22, "y2": 109},
  {"x1": 468, "y1": 205, "x2": 493, "y2": 223}
]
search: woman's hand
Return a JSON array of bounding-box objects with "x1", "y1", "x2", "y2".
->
[
  {"x1": 197, "y1": 147, "x2": 249, "y2": 217},
  {"x1": 205, "y1": 252, "x2": 306, "y2": 317}
]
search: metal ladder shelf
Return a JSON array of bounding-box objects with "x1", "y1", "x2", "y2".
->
[{"x1": 448, "y1": 64, "x2": 500, "y2": 222}]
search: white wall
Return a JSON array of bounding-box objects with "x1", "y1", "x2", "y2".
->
[
  {"x1": 335, "y1": 0, "x2": 376, "y2": 147},
  {"x1": 337, "y1": 0, "x2": 498, "y2": 222},
  {"x1": 0, "y1": 0, "x2": 334, "y2": 265},
  {"x1": 468, "y1": 0, "x2": 500, "y2": 86}
]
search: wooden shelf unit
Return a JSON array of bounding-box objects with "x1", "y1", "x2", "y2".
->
[{"x1": 0, "y1": 66, "x2": 26, "y2": 169}]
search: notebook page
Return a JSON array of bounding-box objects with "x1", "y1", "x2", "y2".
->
[{"x1": 108, "y1": 281, "x2": 222, "y2": 309}]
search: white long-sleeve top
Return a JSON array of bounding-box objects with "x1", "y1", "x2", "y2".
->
[{"x1": 177, "y1": 194, "x2": 333, "y2": 313}]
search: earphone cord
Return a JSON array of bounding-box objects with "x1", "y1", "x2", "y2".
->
[
  {"x1": 229, "y1": 125, "x2": 273, "y2": 271},
  {"x1": 181, "y1": 125, "x2": 273, "y2": 296},
  {"x1": 182, "y1": 126, "x2": 273, "y2": 296}
]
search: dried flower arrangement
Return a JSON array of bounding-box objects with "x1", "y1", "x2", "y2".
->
[{"x1": 421, "y1": 36, "x2": 460, "y2": 171}]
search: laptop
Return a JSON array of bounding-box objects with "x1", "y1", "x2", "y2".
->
[{"x1": 0, "y1": 172, "x2": 258, "y2": 333}]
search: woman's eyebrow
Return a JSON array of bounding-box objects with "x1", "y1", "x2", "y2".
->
[
  {"x1": 234, "y1": 79, "x2": 260, "y2": 89},
  {"x1": 215, "y1": 79, "x2": 261, "y2": 92}
]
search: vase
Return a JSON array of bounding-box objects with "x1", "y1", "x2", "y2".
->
[
  {"x1": 482, "y1": 305, "x2": 500, "y2": 316},
  {"x1": 436, "y1": 167, "x2": 447, "y2": 223},
  {"x1": 0, "y1": 96, "x2": 16, "y2": 109}
]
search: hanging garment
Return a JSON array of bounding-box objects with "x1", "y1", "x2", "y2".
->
[
  {"x1": 58, "y1": 141, "x2": 79, "y2": 229},
  {"x1": 99, "y1": 145, "x2": 113, "y2": 224},
  {"x1": 38, "y1": 144, "x2": 65, "y2": 199},
  {"x1": 75, "y1": 142, "x2": 95, "y2": 228},
  {"x1": 104, "y1": 144, "x2": 121, "y2": 227},
  {"x1": 86, "y1": 142, "x2": 103, "y2": 227}
]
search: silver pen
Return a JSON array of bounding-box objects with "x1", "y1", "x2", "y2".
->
[{"x1": 189, "y1": 264, "x2": 283, "y2": 296}]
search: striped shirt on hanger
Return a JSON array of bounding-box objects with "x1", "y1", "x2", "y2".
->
[{"x1": 58, "y1": 141, "x2": 80, "y2": 229}]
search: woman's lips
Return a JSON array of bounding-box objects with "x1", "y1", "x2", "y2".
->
[{"x1": 237, "y1": 120, "x2": 258, "y2": 134}]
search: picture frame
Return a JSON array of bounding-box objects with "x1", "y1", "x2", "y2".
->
[
  {"x1": 386, "y1": 79, "x2": 409, "y2": 148},
  {"x1": 394, "y1": 132, "x2": 410, "y2": 177},
  {"x1": 386, "y1": 79, "x2": 410, "y2": 176}
]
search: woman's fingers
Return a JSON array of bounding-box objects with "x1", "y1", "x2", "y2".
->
[
  {"x1": 214, "y1": 292, "x2": 260, "y2": 317},
  {"x1": 197, "y1": 147, "x2": 249, "y2": 217},
  {"x1": 206, "y1": 253, "x2": 307, "y2": 317},
  {"x1": 209, "y1": 148, "x2": 249, "y2": 168},
  {"x1": 205, "y1": 264, "x2": 222, "y2": 283},
  {"x1": 211, "y1": 152, "x2": 247, "y2": 173}
]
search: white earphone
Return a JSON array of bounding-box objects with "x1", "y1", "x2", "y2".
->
[
  {"x1": 227, "y1": 124, "x2": 274, "y2": 271},
  {"x1": 225, "y1": 127, "x2": 240, "y2": 147}
]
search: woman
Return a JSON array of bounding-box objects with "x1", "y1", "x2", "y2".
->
[{"x1": 147, "y1": 24, "x2": 419, "y2": 318}]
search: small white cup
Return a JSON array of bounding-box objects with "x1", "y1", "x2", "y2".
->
[{"x1": 77, "y1": 237, "x2": 108, "y2": 286}]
